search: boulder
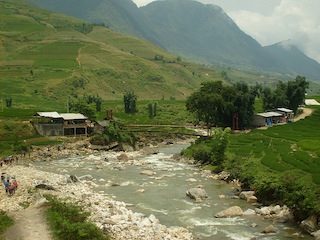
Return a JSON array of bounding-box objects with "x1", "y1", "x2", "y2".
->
[
  {"x1": 141, "y1": 147, "x2": 159, "y2": 155},
  {"x1": 261, "y1": 225, "x2": 277, "y2": 233},
  {"x1": 68, "y1": 174, "x2": 80, "y2": 183},
  {"x1": 217, "y1": 171, "x2": 230, "y2": 180},
  {"x1": 300, "y1": 214, "x2": 319, "y2": 233},
  {"x1": 215, "y1": 206, "x2": 243, "y2": 218},
  {"x1": 140, "y1": 170, "x2": 155, "y2": 176},
  {"x1": 117, "y1": 153, "x2": 129, "y2": 162},
  {"x1": 312, "y1": 229, "x2": 320, "y2": 240},
  {"x1": 246, "y1": 196, "x2": 257, "y2": 204},
  {"x1": 79, "y1": 174, "x2": 93, "y2": 181},
  {"x1": 185, "y1": 178, "x2": 197, "y2": 183},
  {"x1": 239, "y1": 191, "x2": 255, "y2": 200},
  {"x1": 186, "y1": 187, "x2": 208, "y2": 202},
  {"x1": 243, "y1": 209, "x2": 256, "y2": 215}
]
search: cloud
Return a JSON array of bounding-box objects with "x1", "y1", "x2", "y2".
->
[
  {"x1": 132, "y1": 0, "x2": 154, "y2": 7},
  {"x1": 131, "y1": 0, "x2": 320, "y2": 62},
  {"x1": 227, "y1": 0, "x2": 320, "y2": 62}
]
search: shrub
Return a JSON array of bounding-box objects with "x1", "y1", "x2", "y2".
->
[
  {"x1": 0, "y1": 211, "x2": 14, "y2": 234},
  {"x1": 45, "y1": 195, "x2": 109, "y2": 240}
]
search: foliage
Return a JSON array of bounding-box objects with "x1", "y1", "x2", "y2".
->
[
  {"x1": 182, "y1": 127, "x2": 230, "y2": 166},
  {"x1": 12, "y1": 138, "x2": 30, "y2": 154},
  {"x1": 90, "y1": 121, "x2": 136, "y2": 148},
  {"x1": 148, "y1": 102, "x2": 157, "y2": 119},
  {"x1": 85, "y1": 94, "x2": 102, "y2": 112},
  {"x1": 0, "y1": 211, "x2": 14, "y2": 234},
  {"x1": 261, "y1": 75, "x2": 309, "y2": 113},
  {"x1": 45, "y1": 195, "x2": 108, "y2": 240},
  {"x1": 123, "y1": 91, "x2": 138, "y2": 114},
  {"x1": 224, "y1": 106, "x2": 320, "y2": 218},
  {"x1": 186, "y1": 81, "x2": 256, "y2": 131},
  {"x1": 70, "y1": 99, "x2": 97, "y2": 121},
  {"x1": 5, "y1": 98, "x2": 12, "y2": 108}
]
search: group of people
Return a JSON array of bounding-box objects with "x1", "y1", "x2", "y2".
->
[
  {"x1": 2, "y1": 173, "x2": 19, "y2": 196},
  {"x1": 0, "y1": 155, "x2": 18, "y2": 167}
]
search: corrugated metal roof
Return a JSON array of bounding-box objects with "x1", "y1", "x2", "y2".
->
[
  {"x1": 277, "y1": 108, "x2": 293, "y2": 113},
  {"x1": 257, "y1": 112, "x2": 282, "y2": 118},
  {"x1": 36, "y1": 112, "x2": 61, "y2": 118},
  {"x1": 60, "y1": 113, "x2": 87, "y2": 120}
]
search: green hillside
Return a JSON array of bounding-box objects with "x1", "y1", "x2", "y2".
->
[{"x1": 0, "y1": 0, "x2": 224, "y2": 112}]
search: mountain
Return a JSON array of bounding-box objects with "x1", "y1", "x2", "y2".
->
[
  {"x1": 0, "y1": 0, "x2": 224, "y2": 109},
  {"x1": 23, "y1": 0, "x2": 320, "y2": 81},
  {"x1": 263, "y1": 41, "x2": 320, "y2": 80},
  {"x1": 25, "y1": 0, "x2": 163, "y2": 47}
]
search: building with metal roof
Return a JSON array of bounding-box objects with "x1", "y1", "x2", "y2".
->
[{"x1": 32, "y1": 112, "x2": 90, "y2": 137}]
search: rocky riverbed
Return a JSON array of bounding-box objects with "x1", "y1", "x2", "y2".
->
[
  {"x1": 0, "y1": 138, "x2": 317, "y2": 239},
  {"x1": 0, "y1": 138, "x2": 195, "y2": 239}
]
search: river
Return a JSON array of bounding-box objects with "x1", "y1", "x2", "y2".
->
[{"x1": 34, "y1": 143, "x2": 312, "y2": 240}]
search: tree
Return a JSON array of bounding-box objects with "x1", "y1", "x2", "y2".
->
[
  {"x1": 85, "y1": 94, "x2": 102, "y2": 112},
  {"x1": 181, "y1": 127, "x2": 231, "y2": 166},
  {"x1": 233, "y1": 82, "x2": 256, "y2": 129},
  {"x1": 123, "y1": 91, "x2": 138, "y2": 114},
  {"x1": 5, "y1": 97, "x2": 12, "y2": 108},
  {"x1": 70, "y1": 99, "x2": 96, "y2": 121},
  {"x1": 148, "y1": 102, "x2": 154, "y2": 119},
  {"x1": 186, "y1": 81, "x2": 255, "y2": 131},
  {"x1": 148, "y1": 102, "x2": 157, "y2": 119},
  {"x1": 261, "y1": 76, "x2": 309, "y2": 114},
  {"x1": 286, "y1": 75, "x2": 309, "y2": 114}
]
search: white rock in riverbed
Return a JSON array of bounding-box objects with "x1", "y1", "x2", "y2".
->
[{"x1": 0, "y1": 165, "x2": 194, "y2": 240}]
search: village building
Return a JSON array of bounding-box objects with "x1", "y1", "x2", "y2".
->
[
  {"x1": 252, "y1": 112, "x2": 283, "y2": 127},
  {"x1": 275, "y1": 108, "x2": 294, "y2": 122},
  {"x1": 32, "y1": 112, "x2": 90, "y2": 137},
  {"x1": 252, "y1": 107, "x2": 294, "y2": 127}
]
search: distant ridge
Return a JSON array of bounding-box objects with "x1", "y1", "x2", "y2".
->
[{"x1": 23, "y1": 0, "x2": 320, "y2": 81}]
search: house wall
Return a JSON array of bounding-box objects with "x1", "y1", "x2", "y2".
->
[
  {"x1": 252, "y1": 116, "x2": 266, "y2": 127},
  {"x1": 33, "y1": 123, "x2": 64, "y2": 136}
]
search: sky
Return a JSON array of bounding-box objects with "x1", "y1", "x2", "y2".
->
[{"x1": 132, "y1": 0, "x2": 320, "y2": 62}]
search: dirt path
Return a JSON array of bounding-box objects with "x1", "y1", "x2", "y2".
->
[
  {"x1": 3, "y1": 205, "x2": 52, "y2": 240},
  {"x1": 293, "y1": 107, "x2": 313, "y2": 122}
]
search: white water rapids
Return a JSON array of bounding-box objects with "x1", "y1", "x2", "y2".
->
[{"x1": 34, "y1": 143, "x2": 312, "y2": 240}]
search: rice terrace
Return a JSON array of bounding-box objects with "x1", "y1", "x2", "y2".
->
[{"x1": 228, "y1": 104, "x2": 320, "y2": 183}]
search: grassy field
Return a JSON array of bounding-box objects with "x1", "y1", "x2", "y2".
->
[{"x1": 228, "y1": 103, "x2": 320, "y2": 184}]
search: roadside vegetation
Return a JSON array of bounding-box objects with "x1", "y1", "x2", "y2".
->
[
  {"x1": 0, "y1": 212, "x2": 14, "y2": 236},
  {"x1": 44, "y1": 195, "x2": 109, "y2": 240}
]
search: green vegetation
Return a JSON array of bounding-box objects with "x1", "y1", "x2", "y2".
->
[
  {"x1": 182, "y1": 128, "x2": 231, "y2": 168},
  {"x1": 0, "y1": 212, "x2": 14, "y2": 235},
  {"x1": 45, "y1": 195, "x2": 109, "y2": 240},
  {"x1": 224, "y1": 106, "x2": 320, "y2": 219},
  {"x1": 186, "y1": 81, "x2": 256, "y2": 130},
  {"x1": 90, "y1": 121, "x2": 136, "y2": 148},
  {"x1": 123, "y1": 91, "x2": 138, "y2": 114},
  {"x1": 261, "y1": 76, "x2": 309, "y2": 113}
]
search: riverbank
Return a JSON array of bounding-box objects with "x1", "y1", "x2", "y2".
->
[
  {"x1": 0, "y1": 138, "x2": 196, "y2": 240},
  {"x1": 1, "y1": 132, "x2": 317, "y2": 239}
]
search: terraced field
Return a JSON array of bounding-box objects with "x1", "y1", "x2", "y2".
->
[{"x1": 228, "y1": 105, "x2": 320, "y2": 184}]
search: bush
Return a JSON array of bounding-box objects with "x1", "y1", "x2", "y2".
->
[
  {"x1": 0, "y1": 211, "x2": 14, "y2": 234},
  {"x1": 182, "y1": 128, "x2": 230, "y2": 166},
  {"x1": 45, "y1": 195, "x2": 109, "y2": 240}
]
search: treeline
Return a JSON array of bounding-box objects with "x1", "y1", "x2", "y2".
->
[{"x1": 186, "y1": 75, "x2": 309, "y2": 131}]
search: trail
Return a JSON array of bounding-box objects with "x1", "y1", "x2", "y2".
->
[
  {"x1": 3, "y1": 204, "x2": 52, "y2": 240},
  {"x1": 293, "y1": 107, "x2": 313, "y2": 122}
]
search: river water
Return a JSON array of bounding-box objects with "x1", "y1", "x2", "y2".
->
[{"x1": 34, "y1": 143, "x2": 311, "y2": 240}]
